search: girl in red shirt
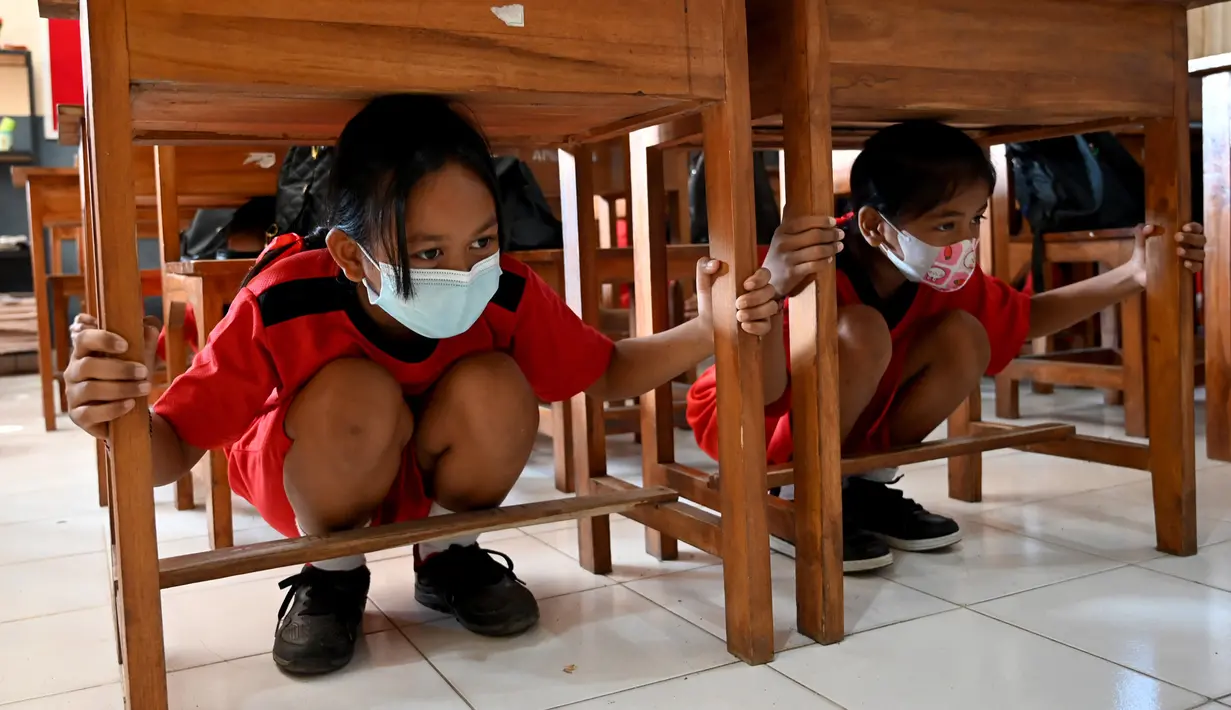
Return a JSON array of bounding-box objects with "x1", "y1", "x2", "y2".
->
[
  {"x1": 62, "y1": 95, "x2": 773, "y2": 676},
  {"x1": 689, "y1": 120, "x2": 1206, "y2": 572}
]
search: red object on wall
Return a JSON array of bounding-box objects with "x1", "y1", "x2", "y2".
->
[{"x1": 46, "y1": 19, "x2": 84, "y2": 130}]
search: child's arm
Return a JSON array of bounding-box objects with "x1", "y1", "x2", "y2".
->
[
  {"x1": 1027, "y1": 223, "x2": 1205, "y2": 339},
  {"x1": 66, "y1": 314, "x2": 206, "y2": 486},
  {"x1": 753, "y1": 213, "x2": 846, "y2": 404},
  {"x1": 584, "y1": 259, "x2": 780, "y2": 402},
  {"x1": 66, "y1": 289, "x2": 280, "y2": 488}
]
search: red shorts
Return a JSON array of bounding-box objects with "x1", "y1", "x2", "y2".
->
[
  {"x1": 226, "y1": 397, "x2": 432, "y2": 539},
  {"x1": 686, "y1": 338, "x2": 912, "y2": 466}
]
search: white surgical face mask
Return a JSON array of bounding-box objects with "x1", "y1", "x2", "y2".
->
[
  {"x1": 879, "y1": 222, "x2": 978, "y2": 292},
  {"x1": 359, "y1": 248, "x2": 502, "y2": 339}
]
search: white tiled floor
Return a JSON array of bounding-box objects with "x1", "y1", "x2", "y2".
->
[{"x1": 4, "y1": 373, "x2": 1231, "y2": 709}]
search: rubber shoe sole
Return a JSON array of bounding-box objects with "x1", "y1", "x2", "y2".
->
[
  {"x1": 874, "y1": 529, "x2": 964, "y2": 552},
  {"x1": 769, "y1": 535, "x2": 895, "y2": 573},
  {"x1": 414, "y1": 586, "x2": 540, "y2": 637}
]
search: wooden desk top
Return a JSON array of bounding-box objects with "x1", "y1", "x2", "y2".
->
[{"x1": 44, "y1": 0, "x2": 727, "y2": 147}]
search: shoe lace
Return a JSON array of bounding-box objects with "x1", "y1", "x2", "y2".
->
[
  {"x1": 277, "y1": 567, "x2": 360, "y2": 620},
  {"x1": 849, "y1": 478, "x2": 925, "y2": 516},
  {"x1": 876, "y1": 484, "x2": 925, "y2": 515}
]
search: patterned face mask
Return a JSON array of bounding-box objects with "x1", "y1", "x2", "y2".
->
[{"x1": 880, "y1": 223, "x2": 978, "y2": 292}]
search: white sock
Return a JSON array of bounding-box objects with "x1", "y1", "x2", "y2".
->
[
  {"x1": 859, "y1": 467, "x2": 902, "y2": 484},
  {"x1": 298, "y1": 521, "x2": 367, "y2": 572},
  {"x1": 777, "y1": 484, "x2": 796, "y2": 501},
  {"x1": 417, "y1": 501, "x2": 479, "y2": 560}
]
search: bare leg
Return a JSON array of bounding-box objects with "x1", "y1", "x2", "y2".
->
[
  {"x1": 274, "y1": 358, "x2": 413, "y2": 676},
  {"x1": 885, "y1": 310, "x2": 991, "y2": 445},
  {"x1": 412, "y1": 352, "x2": 543, "y2": 638},
  {"x1": 846, "y1": 310, "x2": 990, "y2": 552}
]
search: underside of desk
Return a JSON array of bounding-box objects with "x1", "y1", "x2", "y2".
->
[
  {"x1": 749, "y1": 0, "x2": 1182, "y2": 131},
  {"x1": 115, "y1": 0, "x2": 728, "y2": 146}
]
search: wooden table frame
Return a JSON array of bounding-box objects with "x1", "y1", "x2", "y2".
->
[
  {"x1": 54, "y1": 0, "x2": 774, "y2": 706},
  {"x1": 585, "y1": 0, "x2": 1203, "y2": 653}
]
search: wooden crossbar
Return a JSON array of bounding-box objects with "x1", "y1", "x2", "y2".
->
[
  {"x1": 970, "y1": 422, "x2": 1150, "y2": 470},
  {"x1": 755, "y1": 423, "x2": 1077, "y2": 490},
  {"x1": 592, "y1": 477, "x2": 723, "y2": 556},
  {"x1": 159, "y1": 486, "x2": 676, "y2": 588},
  {"x1": 1001, "y1": 359, "x2": 1125, "y2": 390}
]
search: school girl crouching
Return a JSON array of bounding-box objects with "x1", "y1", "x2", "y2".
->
[
  {"x1": 63, "y1": 94, "x2": 778, "y2": 675},
  {"x1": 688, "y1": 120, "x2": 1207, "y2": 572}
]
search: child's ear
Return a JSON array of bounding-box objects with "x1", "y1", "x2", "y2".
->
[
  {"x1": 325, "y1": 228, "x2": 368, "y2": 285},
  {"x1": 857, "y1": 206, "x2": 885, "y2": 247}
]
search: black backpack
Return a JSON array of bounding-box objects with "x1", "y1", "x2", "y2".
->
[
  {"x1": 493, "y1": 156, "x2": 564, "y2": 251},
  {"x1": 1007, "y1": 133, "x2": 1143, "y2": 291},
  {"x1": 180, "y1": 196, "x2": 277, "y2": 260},
  {"x1": 689, "y1": 151, "x2": 781, "y2": 245},
  {"x1": 272, "y1": 146, "x2": 335, "y2": 237}
]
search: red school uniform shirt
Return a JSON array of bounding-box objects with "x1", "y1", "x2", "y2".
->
[
  {"x1": 686, "y1": 246, "x2": 1031, "y2": 465},
  {"x1": 152, "y1": 239, "x2": 615, "y2": 454}
]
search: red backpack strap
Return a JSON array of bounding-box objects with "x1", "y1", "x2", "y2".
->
[{"x1": 261, "y1": 232, "x2": 306, "y2": 260}]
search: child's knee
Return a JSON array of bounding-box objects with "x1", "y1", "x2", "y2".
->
[
  {"x1": 838, "y1": 305, "x2": 893, "y2": 377},
  {"x1": 935, "y1": 310, "x2": 991, "y2": 374},
  {"x1": 285, "y1": 358, "x2": 412, "y2": 470},
  {"x1": 429, "y1": 352, "x2": 539, "y2": 446}
]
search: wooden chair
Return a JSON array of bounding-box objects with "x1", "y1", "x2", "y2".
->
[
  {"x1": 50, "y1": 0, "x2": 769, "y2": 705},
  {"x1": 11, "y1": 167, "x2": 175, "y2": 432},
  {"x1": 981, "y1": 143, "x2": 1149, "y2": 434},
  {"x1": 613, "y1": 0, "x2": 1202, "y2": 654}
]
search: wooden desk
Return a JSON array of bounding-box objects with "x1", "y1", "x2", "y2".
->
[
  {"x1": 621, "y1": 0, "x2": 1205, "y2": 651},
  {"x1": 54, "y1": 0, "x2": 755, "y2": 704}
]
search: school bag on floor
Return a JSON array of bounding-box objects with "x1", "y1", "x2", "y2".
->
[
  {"x1": 179, "y1": 196, "x2": 277, "y2": 261},
  {"x1": 1006, "y1": 133, "x2": 1144, "y2": 291}
]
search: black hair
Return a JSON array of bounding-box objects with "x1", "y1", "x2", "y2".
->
[
  {"x1": 241, "y1": 94, "x2": 501, "y2": 296},
  {"x1": 846, "y1": 120, "x2": 995, "y2": 228}
]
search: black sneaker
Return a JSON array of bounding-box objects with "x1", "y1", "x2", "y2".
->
[
  {"x1": 769, "y1": 488, "x2": 894, "y2": 573},
  {"x1": 273, "y1": 565, "x2": 370, "y2": 675},
  {"x1": 414, "y1": 544, "x2": 539, "y2": 637},
  {"x1": 845, "y1": 477, "x2": 962, "y2": 551}
]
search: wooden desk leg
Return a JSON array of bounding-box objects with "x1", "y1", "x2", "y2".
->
[
  {"x1": 198, "y1": 282, "x2": 234, "y2": 549},
  {"x1": 1122, "y1": 293, "x2": 1148, "y2": 438},
  {"x1": 79, "y1": 129, "x2": 109, "y2": 509},
  {"x1": 1203, "y1": 69, "x2": 1231, "y2": 463},
  {"x1": 947, "y1": 389, "x2": 983, "y2": 502},
  {"x1": 50, "y1": 227, "x2": 65, "y2": 276},
  {"x1": 631, "y1": 128, "x2": 679, "y2": 561},
  {"x1": 82, "y1": 0, "x2": 171, "y2": 702},
  {"x1": 25, "y1": 188, "x2": 56, "y2": 432},
  {"x1": 51, "y1": 280, "x2": 70, "y2": 414},
  {"x1": 1029, "y1": 337, "x2": 1055, "y2": 394},
  {"x1": 1143, "y1": 44, "x2": 1197, "y2": 557},
  {"x1": 155, "y1": 148, "x2": 195, "y2": 513},
  {"x1": 550, "y1": 400, "x2": 575, "y2": 494},
  {"x1": 560, "y1": 146, "x2": 612, "y2": 575},
  {"x1": 985, "y1": 147, "x2": 1021, "y2": 419},
  {"x1": 700, "y1": 0, "x2": 776, "y2": 664}
]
